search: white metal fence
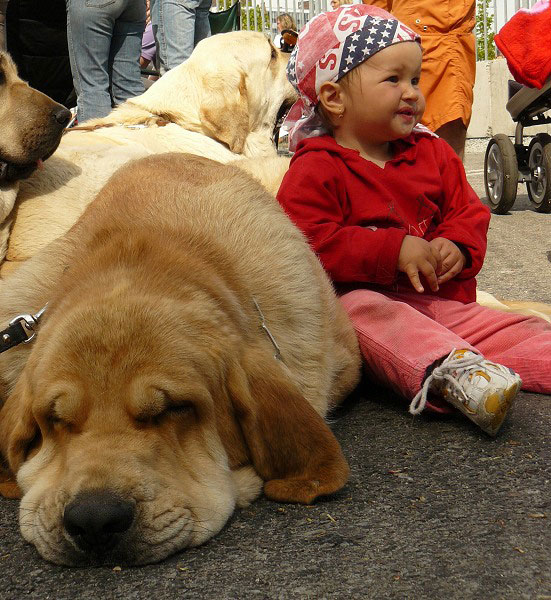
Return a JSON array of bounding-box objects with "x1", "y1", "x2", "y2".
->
[{"x1": 233, "y1": 0, "x2": 540, "y2": 62}]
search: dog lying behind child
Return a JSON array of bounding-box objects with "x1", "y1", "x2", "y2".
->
[
  {"x1": 0, "y1": 153, "x2": 361, "y2": 566},
  {"x1": 0, "y1": 31, "x2": 295, "y2": 276}
]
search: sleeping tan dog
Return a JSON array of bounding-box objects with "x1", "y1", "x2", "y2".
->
[
  {"x1": 0, "y1": 51, "x2": 71, "y2": 261},
  {"x1": 0, "y1": 31, "x2": 295, "y2": 275},
  {"x1": 0, "y1": 153, "x2": 361, "y2": 566}
]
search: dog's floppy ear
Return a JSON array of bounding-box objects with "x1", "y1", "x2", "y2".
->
[
  {"x1": 199, "y1": 71, "x2": 250, "y2": 154},
  {"x1": 0, "y1": 374, "x2": 39, "y2": 498},
  {"x1": 227, "y1": 348, "x2": 349, "y2": 504}
]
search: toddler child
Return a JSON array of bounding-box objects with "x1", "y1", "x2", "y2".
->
[{"x1": 277, "y1": 4, "x2": 551, "y2": 435}]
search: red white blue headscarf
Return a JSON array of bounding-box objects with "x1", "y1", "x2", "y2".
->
[{"x1": 284, "y1": 4, "x2": 421, "y2": 151}]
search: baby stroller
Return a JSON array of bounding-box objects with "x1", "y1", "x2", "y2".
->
[
  {"x1": 484, "y1": 1, "x2": 551, "y2": 214},
  {"x1": 484, "y1": 79, "x2": 551, "y2": 214}
]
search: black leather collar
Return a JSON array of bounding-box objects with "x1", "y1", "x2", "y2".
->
[
  {"x1": 0, "y1": 318, "x2": 33, "y2": 352},
  {"x1": 0, "y1": 159, "x2": 38, "y2": 183}
]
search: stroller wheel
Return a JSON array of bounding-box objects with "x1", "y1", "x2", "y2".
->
[
  {"x1": 527, "y1": 133, "x2": 551, "y2": 213},
  {"x1": 484, "y1": 134, "x2": 518, "y2": 214}
]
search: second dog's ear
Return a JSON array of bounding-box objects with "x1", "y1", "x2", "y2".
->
[{"x1": 200, "y1": 72, "x2": 249, "y2": 154}]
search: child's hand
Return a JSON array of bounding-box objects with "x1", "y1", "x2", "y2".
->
[
  {"x1": 429, "y1": 237, "x2": 466, "y2": 285},
  {"x1": 397, "y1": 235, "x2": 442, "y2": 293}
]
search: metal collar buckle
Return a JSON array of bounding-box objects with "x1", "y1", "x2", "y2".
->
[{"x1": 0, "y1": 305, "x2": 47, "y2": 353}]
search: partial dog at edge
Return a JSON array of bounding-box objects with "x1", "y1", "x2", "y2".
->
[
  {"x1": 0, "y1": 153, "x2": 361, "y2": 566},
  {"x1": 0, "y1": 51, "x2": 70, "y2": 259}
]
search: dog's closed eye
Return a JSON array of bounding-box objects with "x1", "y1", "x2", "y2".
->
[{"x1": 134, "y1": 388, "x2": 197, "y2": 424}]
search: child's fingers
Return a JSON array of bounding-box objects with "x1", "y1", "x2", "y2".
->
[
  {"x1": 405, "y1": 266, "x2": 424, "y2": 293},
  {"x1": 437, "y1": 259, "x2": 463, "y2": 284},
  {"x1": 419, "y1": 261, "x2": 439, "y2": 292},
  {"x1": 437, "y1": 246, "x2": 462, "y2": 276},
  {"x1": 437, "y1": 256, "x2": 452, "y2": 276},
  {"x1": 430, "y1": 245, "x2": 443, "y2": 275},
  {"x1": 406, "y1": 261, "x2": 439, "y2": 293}
]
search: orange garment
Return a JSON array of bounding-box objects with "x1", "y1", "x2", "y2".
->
[{"x1": 367, "y1": 0, "x2": 476, "y2": 132}]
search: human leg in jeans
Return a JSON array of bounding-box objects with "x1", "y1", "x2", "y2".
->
[
  {"x1": 151, "y1": 0, "x2": 211, "y2": 73},
  {"x1": 110, "y1": 0, "x2": 147, "y2": 107},
  {"x1": 0, "y1": 0, "x2": 8, "y2": 51},
  {"x1": 339, "y1": 288, "x2": 551, "y2": 434},
  {"x1": 66, "y1": 0, "x2": 145, "y2": 123},
  {"x1": 194, "y1": 0, "x2": 212, "y2": 46}
]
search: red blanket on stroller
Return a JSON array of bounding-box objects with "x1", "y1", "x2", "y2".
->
[{"x1": 494, "y1": 1, "x2": 551, "y2": 89}]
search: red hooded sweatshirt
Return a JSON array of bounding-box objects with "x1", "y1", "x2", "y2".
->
[{"x1": 276, "y1": 132, "x2": 490, "y2": 304}]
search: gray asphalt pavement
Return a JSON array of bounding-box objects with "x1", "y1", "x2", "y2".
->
[{"x1": 0, "y1": 142, "x2": 550, "y2": 600}]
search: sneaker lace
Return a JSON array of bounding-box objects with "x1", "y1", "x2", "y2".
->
[{"x1": 409, "y1": 348, "x2": 484, "y2": 415}]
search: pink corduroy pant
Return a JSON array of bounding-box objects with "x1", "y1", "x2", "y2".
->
[{"x1": 339, "y1": 288, "x2": 551, "y2": 413}]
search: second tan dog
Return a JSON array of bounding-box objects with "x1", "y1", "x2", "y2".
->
[
  {"x1": 0, "y1": 51, "x2": 71, "y2": 260},
  {"x1": 0, "y1": 153, "x2": 361, "y2": 566},
  {"x1": 0, "y1": 32, "x2": 295, "y2": 276}
]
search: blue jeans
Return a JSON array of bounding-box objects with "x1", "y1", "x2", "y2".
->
[
  {"x1": 66, "y1": 0, "x2": 146, "y2": 123},
  {"x1": 150, "y1": 0, "x2": 211, "y2": 73},
  {"x1": 0, "y1": 0, "x2": 8, "y2": 50}
]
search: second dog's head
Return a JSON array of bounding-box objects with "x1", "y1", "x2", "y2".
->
[{"x1": 0, "y1": 52, "x2": 71, "y2": 182}]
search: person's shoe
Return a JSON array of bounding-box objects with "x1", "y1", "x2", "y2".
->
[{"x1": 410, "y1": 349, "x2": 521, "y2": 436}]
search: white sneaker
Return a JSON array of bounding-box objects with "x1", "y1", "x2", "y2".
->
[{"x1": 410, "y1": 349, "x2": 521, "y2": 436}]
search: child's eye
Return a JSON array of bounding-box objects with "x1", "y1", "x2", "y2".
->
[
  {"x1": 386, "y1": 76, "x2": 399, "y2": 83},
  {"x1": 412, "y1": 77, "x2": 420, "y2": 86}
]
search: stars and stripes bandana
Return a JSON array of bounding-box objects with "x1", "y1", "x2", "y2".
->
[{"x1": 283, "y1": 4, "x2": 420, "y2": 151}]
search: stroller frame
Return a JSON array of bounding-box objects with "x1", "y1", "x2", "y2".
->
[{"x1": 484, "y1": 78, "x2": 551, "y2": 214}]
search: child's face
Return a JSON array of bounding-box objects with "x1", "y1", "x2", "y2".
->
[{"x1": 338, "y1": 41, "x2": 425, "y2": 147}]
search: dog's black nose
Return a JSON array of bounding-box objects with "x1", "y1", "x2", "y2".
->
[
  {"x1": 63, "y1": 491, "x2": 134, "y2": 551},
  {"x1": 54, "y1": 106, "x2": 72, "y2": 126}
]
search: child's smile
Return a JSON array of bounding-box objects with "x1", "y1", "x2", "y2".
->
[{"x1": 396, "y1": 106, "x2": 416, "y2": 122}]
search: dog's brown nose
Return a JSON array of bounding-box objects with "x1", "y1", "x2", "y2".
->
[
  {"x1": 53, "y1": 106, "x2": 72, "y2": 127},
  {"x1": 63, "y1": 491, "x2": 134, "y2": 551}
]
